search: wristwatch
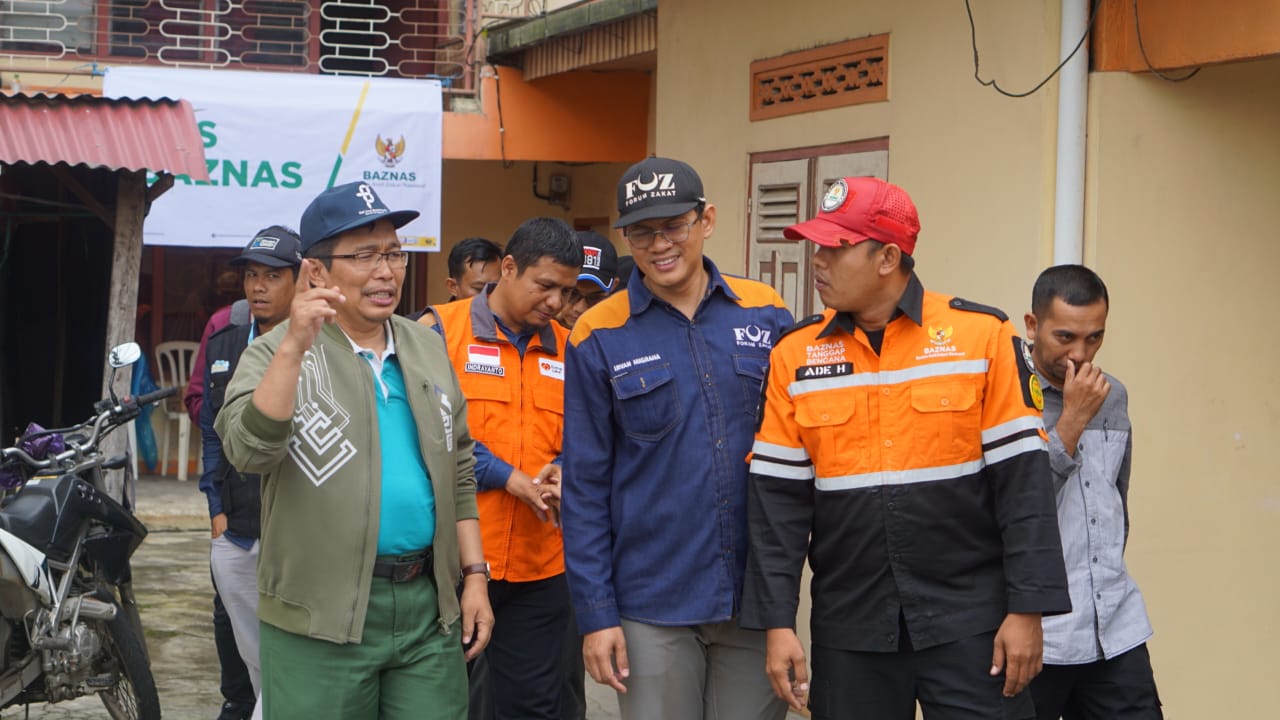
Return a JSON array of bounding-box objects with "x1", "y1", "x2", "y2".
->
[{"x1": 461, "y1": 562, "x2": 490, "y2": 581}]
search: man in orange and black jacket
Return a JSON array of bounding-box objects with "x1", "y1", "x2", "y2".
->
[
  {"x1": 742, "y1": 177, "x2": 1070, "y2": 720},
  {"x1": 420, "y1": 217, "x2": 581, "y2": 720}
]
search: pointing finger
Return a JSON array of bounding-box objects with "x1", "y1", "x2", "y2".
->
[{"x1": 297, "y1": 258, "x2": 316, "y2": 293}]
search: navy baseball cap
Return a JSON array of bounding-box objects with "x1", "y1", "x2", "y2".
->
[
  {"x1": 299, "y1": 181, "x2": 419, "y2": 252},
  {"x1": 614, "y1": 157, "x2": 706, "y2": 228},
  {"x1": 575, "y1": 231, "x2": 619, "y2": 292},
  {"x1": 230, "y1": 226, "x2": 302, "y2": 268}
]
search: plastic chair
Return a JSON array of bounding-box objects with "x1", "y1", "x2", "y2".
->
[{"x1": 154, "y1": 341, "x2": 200, "y2": 481}]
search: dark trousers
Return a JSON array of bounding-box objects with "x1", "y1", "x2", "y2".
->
[
  {"x1": 484, "y1": 574, "x2": 570, "y2": 720},
  {"x1": 810, "y1": 627, "x2": 1034, "y2": 720},
  {"x1": 213, "y1": 584, "x2": 255, "y2": 710},
  {"x1": 1030, "y1": 643, "x2": 1162, "y2": 720},
  {"x1": 466, "y1": 652, "x2": 495, "y2": 720},
  {"x1": 559, "y1": 607, "x2": 586, "y2": 720}
]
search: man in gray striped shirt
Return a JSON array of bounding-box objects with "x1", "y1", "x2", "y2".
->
[{"x1": 1023, "y1": 265, "x2": 1162, "y2": 719}]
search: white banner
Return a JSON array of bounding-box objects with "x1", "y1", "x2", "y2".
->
[{"x1": 104, "y1": 66, "x2": 442, "y2": 251}]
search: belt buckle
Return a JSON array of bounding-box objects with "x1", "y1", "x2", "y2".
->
[{"x1": 392, "y1": 558, "x2": 423, "y2": 583}]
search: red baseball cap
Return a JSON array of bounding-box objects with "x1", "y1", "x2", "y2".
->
[{"x1": 783, "y1": 176, "x2": 921, "y2": 255}]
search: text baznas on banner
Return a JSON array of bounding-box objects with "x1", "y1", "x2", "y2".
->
[
  {"x1": 103, "y1": 67, "x2": 443, "y2": 251},
  {"x1": 194, "y1": 121, "x2": 305, "y2": 189}
]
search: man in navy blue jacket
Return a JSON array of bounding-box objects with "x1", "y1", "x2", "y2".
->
[{"x1": 561, "y1": 157, "x2": 793, "y2": 720}]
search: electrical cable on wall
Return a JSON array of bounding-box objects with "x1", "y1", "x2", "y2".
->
[
  {"x1": 965, "y1": 0, "x2": 1100, "y2": 98},
  {"x1": 492, "y1": 65, "x2": 515, "y2": 169},
  {"x1": 1133, "y1": 0, "x2": 1200, "y2": 82}
]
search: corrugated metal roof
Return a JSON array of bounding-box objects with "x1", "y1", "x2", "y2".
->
[
  {"x1": 523, "y1": 13, "x2": 656, "y2": 81},
  {"x1": 0, "y1": 94, "x2": 209, "y2": 180}
]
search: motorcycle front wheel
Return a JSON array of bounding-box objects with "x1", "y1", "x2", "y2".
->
[{"x1": 94, "y1": 597, "x2": 160, "y2": 720}]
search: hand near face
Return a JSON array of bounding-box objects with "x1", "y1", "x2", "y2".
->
[
  {"x1": 282, "y1": 259, "x2": 345, "y2": 355},
  {"x1": 1061, "y1": 359, "x2": 1110, "y2": 426}
]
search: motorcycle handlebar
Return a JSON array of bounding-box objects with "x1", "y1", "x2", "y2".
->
[
  {"x1": 134, "y1": 386, "x2": 178, "y2": 407},
  {"x1": 1, "y1": 386, "x2": 178, "y2": 471}
]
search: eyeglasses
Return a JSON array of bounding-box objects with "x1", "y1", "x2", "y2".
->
[
  {"x1": 314, "y1": 250, "x2": 410, "y2": 271},
  {"x1": 624, "y1": 219, "x2": 698, "y2": 249},
  {"x1": 566, "y1": 287, "x2": 609, "y2": 307}
]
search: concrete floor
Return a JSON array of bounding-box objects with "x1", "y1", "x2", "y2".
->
[{"x1": 3, "y1": 476, "x2": 803, "y2": 719}]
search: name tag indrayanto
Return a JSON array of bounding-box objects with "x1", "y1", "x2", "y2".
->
[{"x1": 463, "y1": 363, "x2": 505, "y2": 377}]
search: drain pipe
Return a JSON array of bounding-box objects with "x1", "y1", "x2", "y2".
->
[{"x1": 1053, "y1": 0, "x2": 1089, "y2": 266}]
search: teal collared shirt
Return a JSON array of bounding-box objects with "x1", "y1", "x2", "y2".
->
[{"x1": 348, "y1": 327, "x2": 437, "y2": 555}]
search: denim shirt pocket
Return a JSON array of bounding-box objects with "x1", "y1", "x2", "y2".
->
[
  {"x1": 611, "y1": 363, "x2": 681, "y2": 442},
  {"x1": 733, "y1": 354, "x2": 769, "y2": 419}
]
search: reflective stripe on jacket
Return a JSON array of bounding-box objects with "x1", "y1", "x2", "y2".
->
[{"x1": 743, "y1": 281, "x2": 1070, "y2": 652}]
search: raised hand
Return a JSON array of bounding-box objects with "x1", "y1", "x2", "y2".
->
[
  {"x1": 1056, "y1": 359, "x2": 1111, "y2": 455},
  {"x1": 282, "y1": 259, "x2": 345, "y2": 355}
]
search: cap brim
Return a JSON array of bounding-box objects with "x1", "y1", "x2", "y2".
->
[
  {"x1": 614, "y1": 200, "x2": 701, "y2": 229},
  {"x1": 317, "y1": 208, "x2": 421, "y2": 243},
  {"x1": 782, "y1": 215, "x2": 873, "y2": 247},
  {"x1": 230, "y1": 253, "x2": 297, "y2": 268},
  {"x1": 387, "y1": 209, "x2": 420, "y2": 229},
  {"x1": 579, "y1": 272, "x2": 616, "y2": 292}
]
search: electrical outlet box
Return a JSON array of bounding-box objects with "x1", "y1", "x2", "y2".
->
[{"x1": 549, "y1": 174, "x2": 571, "y2": 195}]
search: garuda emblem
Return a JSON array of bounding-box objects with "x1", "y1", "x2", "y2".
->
[{"x1": 375, "y1": 134, "x2": 406, "y2": 168}]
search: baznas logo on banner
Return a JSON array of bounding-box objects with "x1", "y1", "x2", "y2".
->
[{"x1": 103, "y1": 67, "x2": 443, "y2": 251}]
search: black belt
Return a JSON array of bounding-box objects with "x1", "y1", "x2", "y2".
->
[{"x1": 372, "y1": 549, "x2": 433, "y2": 583}]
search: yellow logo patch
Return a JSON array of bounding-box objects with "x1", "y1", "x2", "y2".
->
[{"x1": 928, "y1": 325, "x2": 953, "y2": 346}]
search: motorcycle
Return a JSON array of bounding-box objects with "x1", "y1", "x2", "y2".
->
[{"x1": 0, "y1": 342, "x2": 170, "y2": 719}]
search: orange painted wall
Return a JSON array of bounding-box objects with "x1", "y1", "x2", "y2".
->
[
  {"x1": 444, "y1": 66, "x2": 649, "y2": 162},
  {"x1": 1094, "y1": 0, "x2": 1280, "y2": 72}
]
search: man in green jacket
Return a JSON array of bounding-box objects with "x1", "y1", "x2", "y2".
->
[{"x1": 216, "y1": 181, "x2": 493, "y2": 719}]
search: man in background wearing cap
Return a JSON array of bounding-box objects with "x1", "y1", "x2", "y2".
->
[
  {"x1": 199, "y1": 226, "x2": 303, "y2": 710},
  {"x1": 186, "y1": 294, "x2": 254, "y2": 720},
  {"x1": 562, "y1": 157, "x2": 793, "y2": 720},
  {"x1": 743, "y1": 177, "x2": 1070, "y2": 719},
  {"x1": 216, "y1": 181, "x2": 492, "y2": 719},
  {"x1": 553, "y1": 229, "x2": 618, "y2": 720},
  {"x1": 558, "y1": 231, "x2": 619, "y2": 330},
  {"x1": 420, "y1": 217, "x2": 580, "y2": 719}
]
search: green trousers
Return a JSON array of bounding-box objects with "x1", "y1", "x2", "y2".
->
[{"x1": 260, "y1": 575, "x2": 467, "y2": 720}]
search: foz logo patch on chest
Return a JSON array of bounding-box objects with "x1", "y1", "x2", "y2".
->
[{"x1": 733, "y1": 324, "x2": 773, "y2": 349}]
